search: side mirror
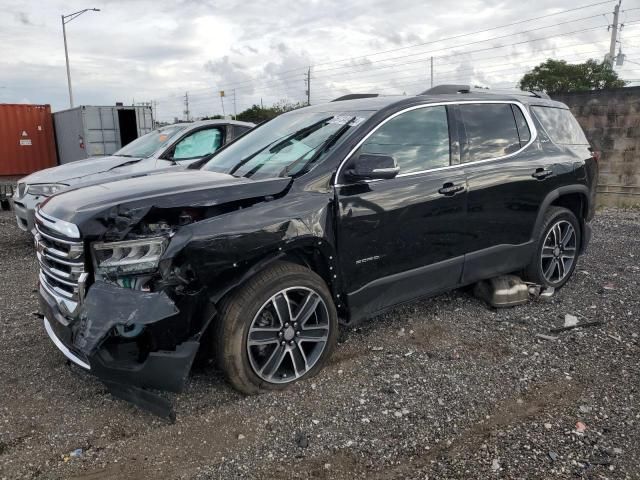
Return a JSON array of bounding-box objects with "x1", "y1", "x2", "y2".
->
[{"x1": 345, "y1": 154, "x2": 400, "y2": 181}]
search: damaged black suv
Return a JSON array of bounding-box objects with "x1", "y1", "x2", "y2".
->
[{"x1": 36, "y1": 86, "x2": 597, "y2": 414}]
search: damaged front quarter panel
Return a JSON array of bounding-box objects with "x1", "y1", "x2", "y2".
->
[
  {"x1": 161, "y1": 186, "x2": 340, "y2": 306},
  {"x1": 38, "y1": 168, "x2": 342, "y2": 418}
]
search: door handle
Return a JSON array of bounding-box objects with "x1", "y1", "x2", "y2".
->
[
  {"x1": 532, "y1": 168, "x2": 553, "y2": 180},
  {"x1": 438, "y1": 183, "x2": 465, "y2": 195}
]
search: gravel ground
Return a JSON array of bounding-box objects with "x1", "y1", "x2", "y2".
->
[{"x1": 0, "y1": 207, "x2": 638, "y2": 480}]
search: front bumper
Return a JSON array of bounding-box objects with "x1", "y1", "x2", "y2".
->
[
  {"x1": 38, "y1": 280, "x2": 203, "y2": 417},
  {"x1": 11, "y1": 194, "x2": 40, "y2": 234}
]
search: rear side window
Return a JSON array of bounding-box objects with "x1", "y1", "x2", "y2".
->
[
  {"x1": 511, "y1": 105, "x2": 531, "y2": 145},
  {"x1": 531, "y1": 106, "x2": 588, "y2": 145},
  {"x1": 358, "y1": 106, "x2": 450, "y2": 174},
  {"x1": 233, "y1": 125, "x2": 251, "y2": 138},
  {"x1": 459, "y1": 103, "x2": 522, "y2": 162}
]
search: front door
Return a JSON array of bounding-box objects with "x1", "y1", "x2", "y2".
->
[{"x1": 335, "y1": 105, "x2": 468, "y2": 321}]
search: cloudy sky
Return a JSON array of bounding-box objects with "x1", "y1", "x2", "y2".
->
[{"x1": 1, "y1": 0, "x2": 639, "y2": 122}]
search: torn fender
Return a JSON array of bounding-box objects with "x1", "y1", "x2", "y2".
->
[{"x1": 162, "y1": 191, "x2": 340, "y2": 295}]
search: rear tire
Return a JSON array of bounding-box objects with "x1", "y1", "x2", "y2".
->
[
  {"x1": 523, "y1": 206, "x2": 581, "y2": 289},
  {"x1": 215, "y1": 261, "x2": 338, "y2": 394}
]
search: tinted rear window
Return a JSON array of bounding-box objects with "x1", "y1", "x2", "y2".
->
[
  {"x1": 531, "y1": 106, "x2": 588, "y2": 145},
  {"x1": 459, "y1": 103, "x2": 522, "y2": 161}
]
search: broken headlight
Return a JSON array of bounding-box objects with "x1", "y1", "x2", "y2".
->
[{"x1": 92, "y1": 237, "x2": 167, "y2": 276}]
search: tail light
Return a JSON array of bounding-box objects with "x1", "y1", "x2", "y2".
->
[{"x1": 589, "y1": 147, "x2": 600, "y2": 164}]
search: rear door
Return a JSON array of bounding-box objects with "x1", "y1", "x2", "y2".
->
[
  {"x1": 335, "y1": 105, "x2": 468, "y2": 320},
  {"x1": 458, "y1": 102, "x2": 561, "y2": 283}
]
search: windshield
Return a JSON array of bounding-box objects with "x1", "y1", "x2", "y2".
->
[
  {"x1": 114, "y1": 125, "x2": 187, "y2": 158},
  {"x1": 201, "y1": 110, "x2": 372, "y2": 179}
]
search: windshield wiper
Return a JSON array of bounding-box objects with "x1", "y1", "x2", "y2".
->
[
  {"x1": 114, "y1": 154, "x2": 136, "y2": 157},
  {"x1": 288, "y1": 116, "x2": 357, "y2": 176},
  {"x1": 228, "y1": 116, "x2": 334, "y2": 177}
]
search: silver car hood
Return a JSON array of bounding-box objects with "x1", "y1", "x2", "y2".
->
[{"x1": 21, "y1": 156, "x2": 165, "y2": 186}]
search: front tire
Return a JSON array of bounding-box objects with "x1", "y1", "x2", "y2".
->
[
  {"x1": 523, "y1": 206, "x2": 581, "y2": 289},
  {"x1": 215, "y1": 261, "x2": 338, "y2": 394}
]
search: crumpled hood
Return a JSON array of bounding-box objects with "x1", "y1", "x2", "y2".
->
[
  {"x1": 21, "y1": 155, "x2": 156, "y2": 185},
  {"x1": 40, "y1": 170, "x2": 292, "y2": 235}
]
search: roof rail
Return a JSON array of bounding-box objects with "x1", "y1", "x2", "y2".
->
[
  {"x1": 420, "y1": 84, "x2": 551, "y2": 99},
  {"x1": 529, "y1": 90, "x2": 551, "y2": 99},
  {"x1": 331, "y1": 94, "x2": 379, "y2": 102},
  {"x1": 420, "y1": 84, "x2": 471, "y2": 95}
]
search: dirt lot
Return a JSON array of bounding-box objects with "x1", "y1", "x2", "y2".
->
[{"x1": 0, "y1": 207, "x2": 639, "y2": 480}]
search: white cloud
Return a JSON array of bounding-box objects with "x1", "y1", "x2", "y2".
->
[{"x1": 0, "y1": 0, "x2": 638, "y2": 121}]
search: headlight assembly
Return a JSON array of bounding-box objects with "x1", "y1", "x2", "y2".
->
[
  {"x1": 27, "y1": 183, "x2": 66, "y2": 196},
  {"x1": 92, "y1": 237, "x2": 167, "y2": 276}
]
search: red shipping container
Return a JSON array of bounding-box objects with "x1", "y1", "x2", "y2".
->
[{"x1": 0, "y1": 104, "x2": 57, "y2": 176}]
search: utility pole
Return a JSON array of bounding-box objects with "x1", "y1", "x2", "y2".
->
[
  {"x1": 219, "y1": 91, "x2": 226, "y2": 117},
  {"x1": 305, "y1": 67, "x2": 311, "y2": 106},
  {"x1": 233, "y1": 88, "x2": 237, "y2": 120},
  {"x1": 607, "y1": 0, "x2": 622, "y2": 67},
  {"x1": 430, "y1": 56, "x2": 434, "y2": 88},
  {"x1": 184, "y1": 92, "x2": 190, "y2": 121},
  {"x1": 152, "y1": 100, "x2": 158, "y2": 127},
  {"x1": 61, "y1": 8, "x2": 100, "y2": 108}
]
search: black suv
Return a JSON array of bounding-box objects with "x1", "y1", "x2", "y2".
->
[{"x1": 35, "y1": 86, "x2": 597, "y2": 414}]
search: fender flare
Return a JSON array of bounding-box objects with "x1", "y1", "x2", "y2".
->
[{"x1": 531, "y1": 184, "x2": 590, "y2": 242}]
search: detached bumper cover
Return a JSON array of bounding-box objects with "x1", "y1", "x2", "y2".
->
[
  {"x1": 44, "y1": 317, "x2": 91, "y2": 370},
  {"x1": 39, "y1": 281, "x2": 201, "y2": 399}
]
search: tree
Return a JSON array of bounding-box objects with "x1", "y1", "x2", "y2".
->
[
  {"x1": 236, "y1": 100, "x2": 306, "y2": 123},
  {"x1": 518, "y1": 59, "x2": 625, "y2": 94}
]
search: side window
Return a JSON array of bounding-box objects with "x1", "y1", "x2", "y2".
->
[
  {"x1": 357, "y1": 106, "x2": 450, "y2": 174},
  {"x1": 511, "y1": 105, "x2": 531, "y2": 145},
  {"x1": 459, "y1": 104, "x2": 521, "y2": 162},
  {"x1": 172, "y1": 128, "x2": 223, "y2": 160},
  {"x1": 233, "y1": 125, "x2": 251, "y2": 138},
  {"x1": 531, "y1": 106, "x2": 588, "y2": 145}
]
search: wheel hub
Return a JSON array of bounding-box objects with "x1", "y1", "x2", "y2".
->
[
  {"x1": 553, "y1": 246, "x2": 561, "y2": 257},
  {"x1": 283, "y1": 326, "x2": 296, "y2": 341}
]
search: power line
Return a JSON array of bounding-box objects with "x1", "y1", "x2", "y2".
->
[
  {"x1": 179, "y1": 22, "x2": 611, "y2": 101},
  {"x1": 261, "y1": 0, "x2": 620, "y2": 77},
  {"x1": 159, "y1": 1, "x2": 619, "y2": 97},
  {"x1": 308, "y1": 42, "x2": 610, "y2": 85},
  {"x1": 163, "y1": 17, "x2": 640, "y2": 107},
  {"x1": 155, "y1": 13, "x2": 640, "y2": 118}
]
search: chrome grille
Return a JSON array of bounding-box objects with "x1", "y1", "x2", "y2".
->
[{"x1": 35, "y1": 210, "x2": 87, "y2": 316}]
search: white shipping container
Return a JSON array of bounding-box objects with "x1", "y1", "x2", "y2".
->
[{"x1": 53, "y1": 105, "x2": 154, "y2": 164}]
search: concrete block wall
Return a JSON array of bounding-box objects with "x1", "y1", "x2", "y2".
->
[{"x1": 552, "y1": 87, "x2": 640, "y2": 207}]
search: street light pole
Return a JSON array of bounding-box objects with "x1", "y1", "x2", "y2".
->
[
  {"x1": 61, "y1": 8, "x2": 100, "y2": 108},
  {"x1": 61, "y1": 16, "x2": 73, "y2": 108}
]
